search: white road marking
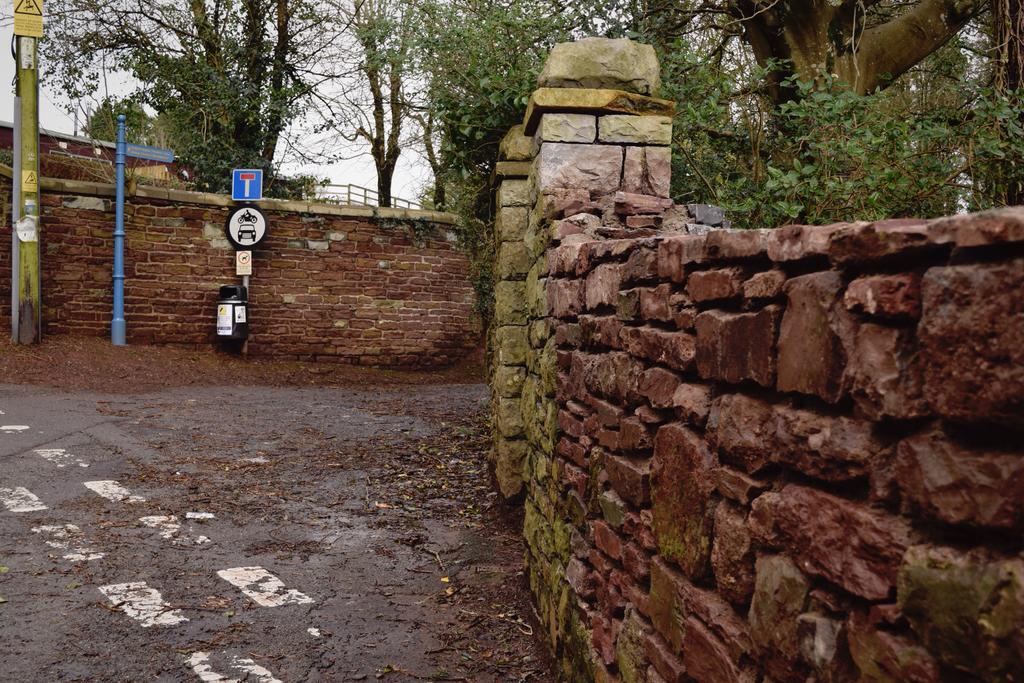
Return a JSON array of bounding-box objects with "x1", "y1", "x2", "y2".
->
[
  {"x1": 0, "y1": 486, "x2": 48, "y2": 512},
  {"x1": 217, "y1": 566, "x2": 314, "y2": 607},
  {"x1": 34, "y1": 448, "x2": 89, "y2": 468},
  {"x1": 186, "y1": 512, "x2": 215, "y2": 520},
  {"x1": 31, "y1": 524, "x2": 103, "y2": 561},
  {"x1": 139, "y1": 515, "x2": 181, "y2": 539},
  {"x1": 139, "y1": 515, "x2": 212, "y2": 545},
  {"x1": 185, "y1": 651, "x2": 282, "y2": 683},
  {"x1": 98, "y1": 581, "x2": 188, "y2": 627},
  {"x1": 1, "y1": 425, "x2": 30, "y2": 433},
  {"x1": 84, "y1": 480, "x2": 145, "y2": 503}
]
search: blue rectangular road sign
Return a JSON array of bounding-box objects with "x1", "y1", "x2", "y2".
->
[
  {"x1": 124, "y1": 143, "x2": 175, "y2": 163},
  {"x1": 232, "y1": 169, "x2": 264, "y2": 201}
]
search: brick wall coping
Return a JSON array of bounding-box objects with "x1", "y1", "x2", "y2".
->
[{"x1": 0, "y1": 164, "x2": 457, "y2": 225}]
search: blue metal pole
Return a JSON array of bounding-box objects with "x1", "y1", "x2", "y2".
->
[{"x1": 111, "y1": 114, "x2": 126, "y2": 345}]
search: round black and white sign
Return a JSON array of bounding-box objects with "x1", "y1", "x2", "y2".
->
[{"x1": 225, "y1": 205, "x2": 268, "y2": 249}]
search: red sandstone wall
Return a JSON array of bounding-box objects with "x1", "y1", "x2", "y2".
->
[
  {"x1": 0, "y1": 176, "x2": 478, "y2": 366},
  {"x1": 535, "y1": 209, "x2": 1024, "y2": 681}
]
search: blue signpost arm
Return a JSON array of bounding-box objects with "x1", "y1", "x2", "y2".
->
[{"x1": 111, "y1": 114, "x2": 126, "y2": 345}]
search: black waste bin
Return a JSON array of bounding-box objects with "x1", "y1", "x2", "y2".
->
[{"x1": 216, "y1": 285, "x2": 249, "y2": 340}]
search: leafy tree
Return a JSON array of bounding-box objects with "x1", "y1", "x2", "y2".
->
[{"x1": 43, "y1": 0, "x2": 346, "y2": 195}]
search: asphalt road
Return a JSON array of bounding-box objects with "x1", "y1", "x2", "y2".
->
[{"x1": 0, "y1": 382, "x2": 549, "y2": 682}]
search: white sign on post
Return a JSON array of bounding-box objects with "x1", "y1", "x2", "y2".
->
[
  {"x1": 235, "y1": 250, "x2": 252, "y2": 276},
  {"x1": 225, "y1": 206, "x2": 267, "y2": 249}
]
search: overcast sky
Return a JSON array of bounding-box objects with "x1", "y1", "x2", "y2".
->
[{"x1": 0, "y1": 21, "x2": 430, "y2": 205}]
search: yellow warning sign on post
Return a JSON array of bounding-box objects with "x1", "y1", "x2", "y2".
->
[
  {"x1": 14, "y1": 0, "x2": 43, "y2": 38},
  {"x1": 22, "y1": 170, "x2": 38, "y2": 192}
]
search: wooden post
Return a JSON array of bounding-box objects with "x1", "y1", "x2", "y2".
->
[{"x1": 14, "y1": 34, "x2": 41, "y2": 344}]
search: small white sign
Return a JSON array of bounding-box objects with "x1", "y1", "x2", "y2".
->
[
  {"x1": 236, "y1": 250, "x2": 252, "y2": 276},
  {"x1": 234, "y1": 305, "x2": 247, "y2": 323},
  {"x1": 217, "y1": 304, "x2": 233, "y2": 335},
  {"x1": 16, "y1": 215, "x2": 37, "y2": 242}
]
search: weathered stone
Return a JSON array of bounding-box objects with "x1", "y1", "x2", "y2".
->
[
  {"x1": 497, "y1": 178, "x2": 532, "y2": 207},
  {"x1": 766, "y1": 223, "x2": 848, "y2": 262},
  {"x1": 704, "y1": 230, "x2": 768, "y2": 260},
  {"x1": 844, "y1": 274, "x2": 921, "y2": 319},
  {"x1": 750, "y1": 485, "x2": 913, "y2": 600},
  {"x1": 605, "y1": 454, "x2": 651, "y2": 506},
  {"x1": 829, "y1": 219, "x2": 945, "y2": 266},
  {"x1": 918, "y1": 259, "x2": 1024, "y2": 427},
  {"x1": 494, "y1": 280, "x2": 528, "y2": 324},
  {"x1": 770, "y1": 404, "x2": 882, "y2": 481},
  {"x1": 539, "y1": 38, "x2": 661, "y2": 95},
  {"x1": 621, "y1": 327, "x2": 697, "y2": 371},
  {"x1": 548, "y1": 242, "x2": 585, "y2": 276},
  {"x1": 928, "y1": 205, "x2": 1024, "y2": 247},
  {"x1": 496, "y1": 241, "x2": 532, "y2": 279},
  {"x1": 743, "y1": 270, "x2": 786, "y2": 300},
  {"x1": 492, "y1": 365, "x2": 526, "y2": 398},
  {"x1": 638, "y1": 284, "x2": 671, "y2": 321},
  {"x1": 535, "y1": 188, "x2": 595, "y2": 220},
  {"x1": 846, "y1": 323, "x2": 928, "y2": 421},
  {"x1": 537, "y1": 113, "x2": 598, "y2": 143},
  {"x1": 657, "y1": 234, "x2": 706, "y2": 282},
  {"x1": 894, "y1": 431, "x2": 1024, "y2": 530},
  {"x1": 496, "y1": 206, "x2": 529, "y2": 242},
  {"x1": 494, "y1": 438, "x2": 528, "y2": 497},
  {"x1": 620, "y1": 247, "x2": 659, "y2": 283},
  {"x1": 897, "y1": 545, "x2": 1024, "y2": 679},
  {"x1": 617, "y1": 608, "x2": 652, "y2": 683},
  {"x1": 682, "y1": 617, "x2": 755, "y2": 683},
  {"x1": 638, "y1": 367, "x2": 681, "y2": 409},
  {"x1": 706, "y1": 394, "x2": 774, "y2": 473},
  {"x1": 582, "y1": 351, "x2": 646, "y2": 404},
  {"x1": 645, "y1": 632, "x2": 686, "y2": 683},
  {"x1": 548, "y1": 278, "x2": 585, "y2": 319},
  {"x1": 585, "y1": 263, "x2": 622, "y2": 311},
  {"x1": 776, "y1": 271, "x2": 855, "y2": 403},
  {"x1": 651, "y1": 423, "x2": 717, "y2": 578},
  {"x1": 495, "y1": 397, "x2": 524, "y2": 437},
  {"x1": 749, "y1": 555, "x2": 810, "y2": 678},
  {"x1": 797, "y1": 613, "x2": 856, "y2": 682},
  {"x1": 695, "y1": 307, "x2": 780, "y2": 388},
  {"x1": 553, "y1": 212, "x2": 601, "y2": 241},
  {"x1": 846, "y1": 609, "x2": 940, "y2": 683},
  {"x1": 714, "y1": 467, "x2": 768, "y2": 505},
  {"x1": 524, "y1": 88, "x2": 676, "y2": 135},
  {"x1": 622, "y1": 146, "x2": 671, "y2": 198},
  {"x1": 619, "y1": 415, "x2": 652, "y2": 451},
  {"x1": 671, "y1": 383, "x2": 711, "y2": 426},
  {"x1": 711, "y1": 502, "x2": 756, "y2": 606},
  {"x1": 499, "y1": 124, "x2": 538, "y2": 161},
  {"x1": 494, "y1": 325, "x2": 529, "y2": 366},
  {"x1": 614, "y1": 191, "x2": 674, "y2": 216},
  {"x1": 599, "y1": 115, "x2": 672, "y2": 144},
  {"x1": 534, "y1": 143, "x2": 624, "y2": 194},
  {"x1": 687, "y1": 267, "x2": 746, "y2": 302},
  {"x1": 598, "y1": 489, "x2": 629, "y2": 529}
]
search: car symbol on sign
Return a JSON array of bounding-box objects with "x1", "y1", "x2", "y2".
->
[{"x1": 236, "y1": 210, "x2": 259, "y2": 241}]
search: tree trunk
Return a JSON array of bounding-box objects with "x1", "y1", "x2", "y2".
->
[{"x1": 995, "y1": 0, "x2": 1024, "y2": 204}]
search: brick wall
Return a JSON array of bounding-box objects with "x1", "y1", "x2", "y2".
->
[
  {"x1": 489, "y1": 38, "x2": 1024, "y2": 683},
  {"x1": 0, "y1": 168, "x2": 478, "y2": 366}
]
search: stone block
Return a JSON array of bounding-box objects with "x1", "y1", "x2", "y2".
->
[
  {"x1": 797, "y1": 613, "x2": 856, "y2": 681},
  {"x1": 828, "y1": 219, "x2": 945, "y2": 265},
  {"x1": 645, "y1": 632, "x2": 686, "y2": 683},
  {"x1": 534, "y1": 143, "x2": 623, "y2": 194},
  {"x1": 766, "y1": 223, "x2": 848, "y2": 262},
  {"x1": 846, "y1": 323, "x2": 928, "y2": 421},
  {"x1": 586, "y1": 263, "x2": 622, "y2": 310},
  {"x1": 494, "y1": 280, "x2": 528, "y2": 325},
  {"x1": 894, "y1": 431, "x2": 1024, "y2": 530},
  {"x1": 714, "y1": 467, "x2": 768, "y2": 505},
  {"x1": 492, "y1": 365, "x2": 526, "y2": 398},
  {"x1": 622, "y1": 147, "x2": 671, "y2": 198},
  {"x1": 743, "y1": 270, "x2": 786, "y2": 300},
  {"x1": 776, "y1": 271, "x2": 856, "y2": 403},
  {"x1": 494, "y1": 438, "x2": 528, "y2": 497},
  {"x1": 682, "y1": 617, "x2": 756, "y2": 683},
  {"x1": 657, "y1": 234, "x2": 706, "y2": 282},
  {"x1": 496, "y1": 206, "x2": 529, "y2": 242},
  {"x1": 704, "y1": 229, "x2": 767, "y2": 259},
  {"x1": 638, "y1": 367, "x2": 681, "y2": 409},
  {"x1": 706, "y1": 393, "x2": 775, "y2": 473},
  {"x1": 499, "y1": 124, "x2": 539, "y2": 161},
  {"x1": 494, "y1": 325, "x2": 529, "y2": 366},
  {"x1": 537, "y1": 113, "x2": 598, "y2": 143},
  {"x1": 711, "y1": 502, "x2": 756, "y2": 605},
  {"x1": 844, "y1": 273, "x2": 921, "y2": 319},
  {"x1": 539, "y1": 38, "x2": 661, "y2": 95},
  {"x1": 620, "y1": 247, "x2": 660, "y2": 283},
  {"x1": 918, "y1": 259, "x2": 1024, "y2": 427},
  {"x1": 687, "y1": 267, "x2": 746, "y2": 302},
  {"x1": 599, "y1": 114, "x2": 672, "y2": 144},
  {"x1": 605, "y1": 454, "x2": 651, "y2": 506},
  {"x1": 750, "y1": 485, "x2": 913, "y2": 600},
  {"x1": 548, "y1": 278, "x2": 585, "y2": 319},
  {"x1": 614, "y1": 191, "x2": 674, "y2": 215},
  {"x1": 695, "y1": 307, "x2": 780, "y2": 387},
  {"x1": 621, "y1": 327, "x2": 697, "y2": 371},
  {"x1": 637, "y1": 284, "x2": 671, "y2": 321},
  {"x1": 928, "y1": 205, "x2": 1024, "y2": 247},
  {"x1": 553, "y1": 212, "x2": 601, "y2": 241},
  {"x1": 497, "y1": 178, "x2": 531, "y2": 207},
  {"x1": 496, "y1": 241, "x2": 532, "y2": 279},
  {"x1": 495, "y1": 397, "x2": 524, "y2": 437},
  {"x1": 748, "y1": 555, "x2": 811, "y2": 680},
  {"x1": 651, "y1": 423, "x2": 716, "y2": 578},
  {"x1": 846, "y1": 609, "x2": 940, "y2": 683},
  {"x1": 898, "y1": 545, "x2": 1024, "y2": 679},
  {"x1": 617, "y1": 608, "x2": 653, "y2": 683}
]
